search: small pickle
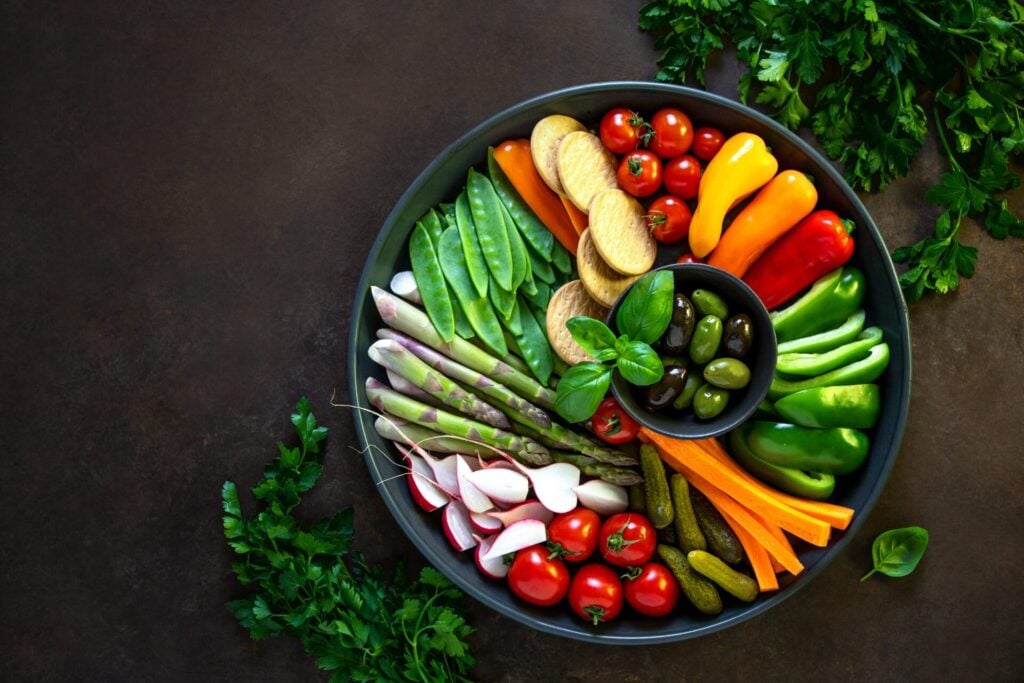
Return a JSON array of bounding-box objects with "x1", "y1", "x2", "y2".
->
[
  {"x1": 689, "y1": 315, "x2": 723, "y2": 365},
  {"x1": 644, "y1": 365, "x2": 688, "y2": 412},
  {"x1": 691, "y1": 491, "x2": 744, "y2": 565},
  {"x1": 629, "y1": 483, "x2": 647, "y2": 513},
  {"x1": 640, "y1": 444, "x2": 674, "y2": 529},
  {"x1": 661, "y1": 293, "x2": 697, "y2": 354},
  {"x1": 687, "y1": 550, "x2": 758, "y2": 602},
  {"x1": 703, "y1": 358, "x2": 751, "y2": 390},
  {"x1": 670, "y1": 474, "x2": 707, "y2": 553},
  {"x1": 723, "y1": 314, "x2": 754, "y2": 359},
  {"x1": 691, "y1": 289, "x2": 729, "y2": 319},
  {"x1": 658, "y1": 544, "x2": 723, "y2": 616},
  {"x1": 672, "y1": 371, "x2": 704, "y2": 410},
  {"x1": 693, "y1": 383, "x2": 730, "y2": 419}
]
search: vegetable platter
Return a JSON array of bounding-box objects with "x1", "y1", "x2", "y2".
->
[{"x1": 348, "y1": 82, "x2": 911, "y2": 644}]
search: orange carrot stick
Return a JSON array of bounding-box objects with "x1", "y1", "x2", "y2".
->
[
  {"x1": 720, "y1": 508, "x2": 780, "y2": 592},
  {"x1": 560, "y1": 196, "x2": 589, "y2": 235},
  {"x1": 753, "y1": 512, "x2": 795, "y2": 574},
  {"x1": 493, "y1": 139, "x2": 579, "y2": 254}
]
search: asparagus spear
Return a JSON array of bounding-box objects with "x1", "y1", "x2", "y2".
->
[
  {"x1": 365, "y1": 378, "x2": 550, "y2": 466},
  {"x1": 510, "y1": 417, "x2": 638, "y2": 467},
  {"x1": 372, "y1": 286, "x2": 555, "y2": 409},
  {"x1": 369, "y1": 339, "x2": 510, "y2": 430},
  {"x1": 373, "y1": 415, "x2": 481, "y2": 454},
  {"x1": 377, "y1": 328, "x2": 551, "y2": 429},
  {"x1": 550, "y1": 452, "x2": 643, "y2": 486}
]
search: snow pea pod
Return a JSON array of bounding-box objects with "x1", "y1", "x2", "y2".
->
[
  {"x1": 552, "y1": 240, "x2": 572, "y2": 276},
  {"x1": 774, "y1": 384, "x2": 881, "y2": 429},
  {"x1": 498, "y1": 199, "x2": 530, "y2": 289},
  {"x1": 729, "y1": 426, "x2": 835, "y2": 500},
  {"x1": 768, "y1": 342, "x2": 889, "y2": 400},
  {"x1": 489, "y1": 276, "x2": 517, "y2": 323},
  {"x1": 487, "y1": 147, "x2": 555, "y2": 257},
  {"x1": 467, "y1": 169, "x2": 513, "y2": 291},
  {"x1": 771, "y1": 267, "x2": 865, "y2": 342},
  {"x1": 419, "y1": 208, "x2": 445, "y2": 245},
  {"x1": 527, "y1": 243, "x2": 556, "y2": 284},
  {"x1": 776, "y1": 326, "x2": 883, "y2": 376},
  {"x1": 776, "y1": 309, "x2": 866, "y2": 355},
  {"x1": 437, "y1": 226, "x2": 507, "y2": 356},
  {"x1": 511, "y1": 294, "x2": 553, "y2": 384},
  {"x1": 409, "y1": 221, "x2": 455, "y2": 341},
  {"x1": 454, "y1": 191, "x2": 490, "y2": 298},
  {"x1": 747, "y1": 421, "x2": 870, "y2": 475}
]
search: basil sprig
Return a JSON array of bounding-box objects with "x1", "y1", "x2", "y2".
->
[{"x1": 860, "y1": 526, "x2": 929, "y2": 581}]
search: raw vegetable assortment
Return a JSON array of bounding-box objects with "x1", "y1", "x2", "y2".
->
[{"x1": 365, "y1": 100, "x2": 897, "y2": 626}]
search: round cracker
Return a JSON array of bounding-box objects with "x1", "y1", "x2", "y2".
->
[
  {"x1": 531, "y1": 115, "x2": 587, "y2": 196},
  {"x1": 577, "y1": 229, "x2": 642, "y2": 308},
  {"x1": 588, "y1": 188, "x2": 657, "y2": 276},
  {"x1": 545, "y1": 280, "x2": 610, "y2": 365},
  {"x1": 556, "y1": 131, "x2": 618, "y2": 213}
]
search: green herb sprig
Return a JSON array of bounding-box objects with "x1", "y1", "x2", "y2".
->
[
  {"x1": 639, "y1": 0, "x2": 1023, "y2": 302},
  {"x1": 222, "y1": 398, "x2": 475, "y2": 682}
]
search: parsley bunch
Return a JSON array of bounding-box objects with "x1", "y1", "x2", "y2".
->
[
  {"x1": 222, "y1": 398, "x2": 475, "y2": 682},
  {"x1": 639, "y1": 0, "x2": 1024, "y2": 301}
]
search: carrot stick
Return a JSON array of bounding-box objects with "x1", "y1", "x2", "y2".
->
[
  {"x1": 642, "y1": 428, "x2": 832, "y2": 547},
  {"x1": 753, "y1": 512, "x2": 795, "y2": 574},
  {"x1": 493, "y1": 139, "x2": 579, "y2": 254},
  {"x1": 720, "y1": 508, "x2": 780, "y2": 592},
  {"x1": 696, "y1": 437, "x2": 855, "y2": 531},
  {"x1": 560, "y1": 196, "x2": 589, "y2": 234}
]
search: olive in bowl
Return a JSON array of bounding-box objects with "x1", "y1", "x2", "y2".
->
[{"x1": 607, "y1": 263, "x2": 777, "y2": 440}]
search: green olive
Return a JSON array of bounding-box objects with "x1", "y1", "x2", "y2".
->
[
  {"x1": 693, "y1": 384, "x2": 730, "y2": 419},
  {"x1": 691, "y1": 289, "x2": 729, "y2": 319},
  {"x1": 723, "y1": 314, "x2": 754, "y2": 359},
  {"x1": 689, "y1": 315, "x2": 723, "y2": 365},
  {"x1": 703, "y1": 358, "x2": 752, "y2": 389},
  {"x1": 672, "y1": 370, "x2": 704, "y2": 410}
]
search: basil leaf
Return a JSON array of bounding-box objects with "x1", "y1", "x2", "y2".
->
[
  {"x1": 615, "y1": 341, "x2": 664, "y2": 386},
  {"x1": 615, "y1": 270, "x2": 675, "y2": 344},
  {"x1": 860, "y1": 526, "x2": 929, "y2": 581},
  {"x1": 554, "y1": 362, "x2": 613, "y2": 423},
  {"x1": 566, "y1": 316, "x2": 617, "y2": 359}
]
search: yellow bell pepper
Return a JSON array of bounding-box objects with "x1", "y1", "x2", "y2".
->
[{"x1": 688, "y1": 133, "x2": 778, "y2": 257}]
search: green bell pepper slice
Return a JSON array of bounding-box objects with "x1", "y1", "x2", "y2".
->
[
  {"x1": 747, "y1": 421, "x2": 870, "y2": 475},
  {"x1": 776, "y1": 326, "x2": 883, "y2": 376},
  {"x1": 774, "y1": 384, "x2": 881, "y2": 429},
  {"x1": 771, "y1": 267, "x2": 866, "y2": 343},
  {"x1": 729, "y1": 426, "x2": 836, "y2": 500},
  {"x1": 768, "y1": 342, "x2": 890, "y2": 400},
  {"x1": 776, "y1": 309, "x2": 866, "y2": 355}
]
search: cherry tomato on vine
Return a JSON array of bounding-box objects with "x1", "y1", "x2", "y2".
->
[
  {"x1": 599, "y1": 513, "x2": 657, "y2": 567},
  {"x1": 599, "y1": 108, "x2": 650, "y2": 154},
  {"x1": 663, "y1": 154, "x2": 702, "y2": 199},
  {"x1": 646, "y1": 195, "x2": 693, "y2": 245},
  {"x1": 507, "y1": 545, "x2": 570, "y2": 606},
  {"x1": 547, "y1": 508, "x2": 601, "y2": 562},
  {"x1": 617, "y1": 150, "x2": 662, "y2": 198},
  {"x1": 623, "y1": 563, "x2": 680, "y2": 617},
  {"x1": 692, "y1": 127, "x2": 726, "y2": 161},
  {"x1": 591, "y1": 397, "x2": 640, "y2": 445},
  {"x1": 649, "y1": 108, "x2": 694, "y2": 158},
  {"x1": 676, "y1": 252, "x2": 703, "y2": 264},
  {"x1": 568, "y1": 564, "x2": 624, "y2": 625}
]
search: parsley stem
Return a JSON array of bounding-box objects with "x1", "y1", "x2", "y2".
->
[
  {"x1": 904, "y1": 2, "x2": 985, "y2": 42},
  {"x1": 931, "y1": 102, "x2": 962, "y2": 172}
]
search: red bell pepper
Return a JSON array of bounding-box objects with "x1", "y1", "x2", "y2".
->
[{"x1": 743, "y1": 210, "x2": 855, "y2": 310}]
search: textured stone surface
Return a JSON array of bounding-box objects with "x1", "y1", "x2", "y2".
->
[{"x1": 2, "y1": 1, "x2": 1022, "y2": 680}]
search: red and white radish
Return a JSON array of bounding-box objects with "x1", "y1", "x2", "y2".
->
[
  {"x1": 421, "y1": 453, "x2": 460, "y2": 498},
  {"x1": 487, "y1": 499, "x2": 555, "y2": 527},
  {"x1": 573, "y1": 479, "x2": 629, "y2": 516},
  {"x1": 456, "y1": 455, "x2": 494, "y2": 513},
  {"x1": 474, "y1": 534, "x2": 510, "y2": 579},
  {"x1": 390, "y1": 270, "x2": 422, "y2": 304},
  {"x1": 481, "y1": 518, "x2": 548, "y2": 561},
  {"x1": 470, "y1": 511, "x2": 503, "y2": 535},
  {"x1": 397, "y1": 445, "x2": 450, "y2": 512},
  {"x1": 441, "y1": 500, "x2": 477, "y2": 552},
  {"x1": 522, "y1": 462, "x2": 580, "y2": 513},
  {"x1": 464, "y1": 467, "x2": 529, "y2": 506}
]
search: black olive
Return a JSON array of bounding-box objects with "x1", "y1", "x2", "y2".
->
[
  {"x1": 644, "y1": 365, "x2": 688, "y2": 412},
  {"x1": 723, "y1": 314, "x2": 753, "y2": 359},
  {"x1": 660, "y1": 293, "x2": 696, "y2": 354}
]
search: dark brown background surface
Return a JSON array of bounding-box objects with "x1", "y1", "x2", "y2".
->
[{"x1": 3, "y1": 2, "x2": 1022, "y2": 681}]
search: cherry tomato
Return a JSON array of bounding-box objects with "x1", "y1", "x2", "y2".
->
[
  {"x1": 646, "y1": 195, "x2": 693, "y2": 245},
  {"x1": 692, "y1": 127, "x2": 726, "y2": 161},
  {"x1": 568, "y1": 564, "x2": 624, "y2": 625},
  {"x1": 676, "y1": 252, "x2": 703, "y2": 264},
  {"x1": 649, "y1": 108, "x2": 694, "y2": 158},
  {"x1": 599, "y1": 108, "x2": 650, "y2": 154},
  {"x1": 547, "y1": 508, "x2": 601, "y2": 562},
  {"x1": 591, "y1": 397, "x2": 640, "y2": 445},
  {"x1": 623, "y1": 563, "x2": 680, "y2": 617},
  {"x1": 507, "y1": 545, "x2": 570, "y2": 606},
  {"x1": 617, "y1": 150, "x2": 662, "y2": 198},
  {"x1": 663, "y1": 154, "x2": 702, "y2": 200},
  {"x1": 599, "y1": 513, "x2": 657, "y2": 567}
]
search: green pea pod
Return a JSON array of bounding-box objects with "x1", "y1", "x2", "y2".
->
[
  {"x1": 520, "y1": 270, "x2": 539, "y2": 297},
  {"x1": 467, "y1": 169, "x2": 513, "y2": 291},
  {"x1": 768, "y1": 342, "x2": 889, "y2": 400},
  {"x1": 487, "y1": 147, "x2": 555, "y2": 257},
  {"x1": 409, "y1": 222, "x2": 455, "y2": 342},
  {"x1": 511, "y1": 294, "x2": 554, "y2": 385},
  {"x1": 489, "y1": 277, "x2": 517, "y2": 323},
  {"x1": 437, "y1": 203, "x2": 457, "y2": 229},
  {"x1": 454, "y1": 191, "x2": 490, "y2": 298},
  {"x1": 521, "y1": 280, "x2": 552, "y2": 312},
  {"x1": 747, "y1": 421, "x2": 870, "y2": 475},
  {"x1": 774, "y1": 384, "x2": 881, "y2": 429},
  {"x1": 771, "y1": 267, "x2": 866, "y2": 342},
  {"x1": 419, "y1": 208, "x2": 445, "y2": 245},
  {"x1": 527, "y1": 243, "x2": 557, "y2": 284},
  {"x1": 552, "y1": 240, "x2": 572, "y2": 276},
  {"x1": 776, "y1": 309, "x2": 866, "y2": 355},
  {"x1": 729, "y1": 425, "x2": 836, "y2": 500},
  {"x1": 437, "y1": 226, "x2": 508, "y2": 356},
  {"x1": 498, "y1": 199, "x2": 530, "y2": 289},
  {"x1": 776, "y1": 326, "x2": 883, "y2": 376},
  {"x1": 451, "y1": 296, "x2": 475, "y2": 339}
]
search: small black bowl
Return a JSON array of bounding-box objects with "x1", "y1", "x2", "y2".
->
[{"x1": 607, "y1": 263, "x2": 777, "y2": 439}]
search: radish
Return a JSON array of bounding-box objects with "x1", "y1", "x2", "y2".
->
[
  {"x1": 420, "y1": 453, "x2": 460, "y2": 498},
  {"x1": 474, "y1": 534, "x2": 510, "y2": 579},
  {"x1": 396, "y1": 445, "x2": 450, "y2": 512},
  {"x1": 390, "y1": 270, "x2": 422, "y2": 304},
  {"x1": 470, "y1": 511, "x2": 503, "y2": 535},
  {"x1": 483, "y1": 458, "x2": 519, "y2": 471},
  {"x1": 441, "y1": 500, "x2": 476, "y2": 552},
  {"x1": 481, "y1": 519, "x2": 547, "y2": 561},
  {"x1": 464, "y1": 467, "x2": 529, "y2": 505},
  {"x1": 487, "y1": 500, "x2": 555, "y2": 527},
  {"x1": 456, "y1": 455, "x2": 493, "y2": 513},
  {"x1": 523, "y1": 462, "x2": 580, "y2": 513},
  {"x1": 573, "y1": 479, "x2": 629, "y2": 516}
]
